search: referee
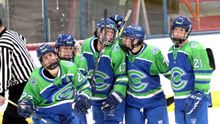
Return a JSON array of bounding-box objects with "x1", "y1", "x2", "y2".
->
[{"x1": 0, "y1": 18, "x2": 35, "y2": 123}]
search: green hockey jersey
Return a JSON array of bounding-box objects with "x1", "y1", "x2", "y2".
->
[
  {"x1": 168, "y1": 41, "x2": 213, "y2": 109},
  {"x1": 81, "y1": 37, "x2": 128, "y2": 105},
  {"x1": 126, "y1": 44, "x2": 169, "y2": 108},
  {"x1": 72, "y1": 54, "x2": 88, "y2": 75},
  {"x1": 19, "y1": 60, "x2": 91, "y2": 114}
]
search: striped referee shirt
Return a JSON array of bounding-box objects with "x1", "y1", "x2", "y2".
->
[{"x1": 0, "y1": 27, "x2": 35, "y2": 93}]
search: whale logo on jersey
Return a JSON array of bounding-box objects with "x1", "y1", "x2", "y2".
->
[
  {"x1": 171, "y1": 67, "x2": 187, "y2": 91},
  {"x1": 128, "y1": 70, "x2": 148, "y2": 92},
  {"x1": 41, "y1": 83, "x2": 75, "y2": 104},
  {"x1": 151, "y1": 47, "x2": 159, "y2": 55},
  {"x1": 112, "y1": 44, "x2": 120, "y2": 52},
  {"x1": 29, "y1": 77, "x2": 38, "y2": 87},
  {"x1": 53, "y1": 83, "x2": 74, "y2": 100},
  {"x1": 88, "y1": 70, "x2": 110, "y2": 92},
  {"x1": 190, "y1": 42, "x2": 198, "y2": 48}
]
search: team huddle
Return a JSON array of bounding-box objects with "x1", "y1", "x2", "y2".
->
[{"x1": 0, "y1": 15, "x2": 214, "y2": 124}]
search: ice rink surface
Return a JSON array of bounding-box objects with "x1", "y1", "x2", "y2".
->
[
  {"x1": 1, "y1": 104, "x2": 220, "y2": 124},
  {"x1": 1, "y1": 106, "x2": 219, "y2": 124},
  {"x1": 87, "y1": 108, "x2": 220, "y2": 124}
]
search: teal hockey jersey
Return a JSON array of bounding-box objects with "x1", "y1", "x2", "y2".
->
[
  {"x1": 126, "y1": 44, "x2": 169, "y2": 108},
  {"x1": 19, "y1": 60, "x2": 91, "y2": 114},
  {"x1": 168, "y1": 41, "x2": 213, "y2": 110},
  {"x1": 81, "y1": 37, "x2": 128, "y2": 105},
  {"x1": 72, "y1": 54, "x2": 88, "y2": 75}
]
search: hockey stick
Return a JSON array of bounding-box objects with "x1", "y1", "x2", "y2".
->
[
  {"x1": 166, "y1": 96, "x2": 174, "y2": 106},
  {"x1": 118, "y1": 9, "x2": 132, "y2": 37},
  {"x1": 100, "y1": 10, "x2": 132, "y2": 111},
  {"x1": 6, "y1": 98, "x2": 50, "y2": 124},
  {"x1": 90, "y1": 9, "x2": 132, "y2": 94},
  {"x1": 206, "y1": 48, "x2": 215, "y2": 71},
  {"x1": 90, "y1": 9, "x2": 108, "y2": 94}
]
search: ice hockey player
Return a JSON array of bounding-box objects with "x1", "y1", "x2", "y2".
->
[
  {"x1": 119, "y1": 25, "x2": 169, "y2": 124},
  {"x1": 55, "y1": 33, "x2": 88, "y2": 124},
  {"x1": 81, "y1": 18, "x2": 128, "y2": 124},
  {"x1": 17, "y1": 44, "x2": 92, "y2": 124},
  {"x1": 55, "y1": 33, "x2": 87, "y2": 77},
  {"x1": 169, "y1": 16, "x2": 214, "y2": 124}
]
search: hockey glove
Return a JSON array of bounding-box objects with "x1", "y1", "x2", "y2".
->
[
  {"x1": 102, "y1": 91, "x2": 124, "y2": 111},
  {"x1": 185, "y1": 90, "x2": 206, "y2": 114},
  {"x1": 73, "y1": 95, "x2": 91, "y2": 114},
  {"x1": 17, "y1": 99, "x2": 35, "y2": 118}
]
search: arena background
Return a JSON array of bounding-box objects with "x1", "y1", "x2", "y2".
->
[{"x1": 1, "y1": 0, "x2": 220, "y2": 43}]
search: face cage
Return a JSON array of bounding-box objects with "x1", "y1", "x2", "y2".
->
[
  {"x1": 120, "y1": 36, "x2": 142, "y2": 53},
  {"x1": 39, "y1": 53, "x2": 60, "y2": 70},
  {"x1": 97, "y1": 28, "x2": 117, "y2": 46},
  {"x1": 170, "y1": 27, "x2": 191, "y2": 45},
  {"x1": 42, "y1": 59, "x2": 60, "y2": 70},
  {"x1": 57, "y1": 46, "x2": 75, "y2": 61}
]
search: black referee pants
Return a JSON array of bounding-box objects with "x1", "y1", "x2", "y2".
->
[{"x1": 2, "y1": 82, "x2": 28, "y2": 124}]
